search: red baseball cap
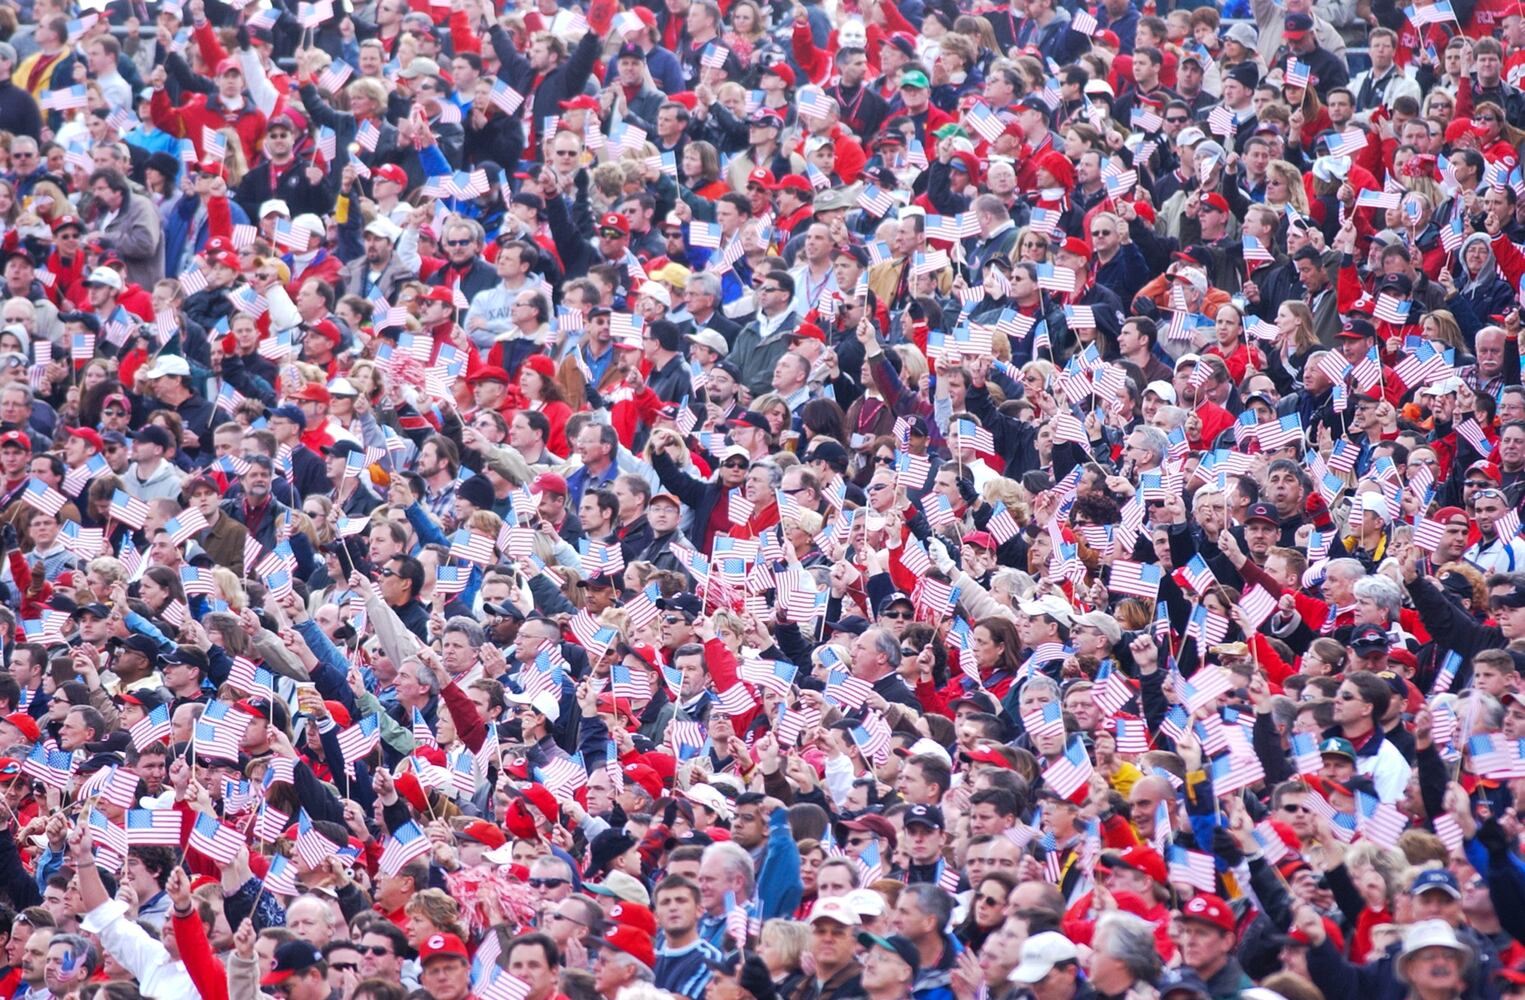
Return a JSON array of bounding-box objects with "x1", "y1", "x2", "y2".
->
[
  {"x1": 460, "y1": 819, "x2": 508, "y2": 850},
  {"x1": 599, "y1": 212, "x2": 630, "y2": 235},
  {"x1": 532, "y1": 472, "x2": 568, "y2": 496},
  {"x1": 787, "y1": 322, "x2": 826, "y2": 343},
  {"x1": 63, "y1": 426, "x2": 103, "y2": 452},
  {"x1": 609, "y1": 901, "x2": 657, "y2": 935},
  {"x1": 1201, "y1": 193, "x2": 1231, "y2": 214},
  {"x1": 559, "y1": 95, "x2": 601, "y2": 111},
  {"x1": 467, "y1": 366, "x2": 512, "y2": 385},
  {"x1": 1102, "y1": 845, "x2": 1168, "y2": 886},
  {"x1": 1180, "y1": 892, "x2": 1235, "y2": 934},
  {"x1": 418, "y1": 933, "x2": 470, "y2": 965},
  {"x1": 605, "y1": 925, "x2": 655, "y2": 968},
  {"x1": 747, "y1": 167, "x2": 777, "y2": 189},
  {"x1": 215, "y1": 57, "x2": 242, "y2": 76},
  {"x1": 775, "y1": 173, "x2": 812, "y2": 195},
  {"x1": 292, "y1": 383, "x2": 331, "y2": 404},
  {"x1": 374, "y1": 164, "x2": 408, "y2": 186},
  {"x1": 3, "y1": 713, "x2": 38, "y2": 742},
  {"x1": 0, "y1": 430, "x2": 31, "y2": 452},
  {"x1": 1060, "y1": 236, "x2": 1092, "y2": 258},
  {"x1": 622, "y1": 761, "x2": 664, "y2": 800}
]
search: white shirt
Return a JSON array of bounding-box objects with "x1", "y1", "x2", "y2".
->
[{"x1": 81, "y1": 899, "x2": 198, "y2": 1000}]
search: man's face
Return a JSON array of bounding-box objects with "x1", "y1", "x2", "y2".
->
[
  {"x1": 1478, "y1": 332, "x2": 1506, "y2": 376},
  {"x1": 421, "y1": 957, "x2": 471, "y2": 1000},
  {"x1": 810, "y1": 919, "x2": 856, "y2": 969},
  {"x1": 21, "y1": 932, "x2": 50, "y2": 986}
]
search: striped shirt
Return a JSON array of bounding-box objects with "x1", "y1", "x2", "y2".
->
[{"x1": 656, "y1": 937, "x2": 726, "y2": 999}]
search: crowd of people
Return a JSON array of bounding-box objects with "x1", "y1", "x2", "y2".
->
[{"x1": 0, "y1": 0, "x2": 1518, "y2": 999}]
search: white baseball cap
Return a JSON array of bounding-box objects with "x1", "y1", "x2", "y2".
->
[
  {"x1": 1009, "y1": 933, "x2": 1079, "y2": 984},
  {"x1": 1144, "y1": 380, "x2": 1177, "y2": 403},
  {"x1": 259, "y1": 199, "x2": 291, "y2": 218},
  {"x1": 143, "y1": 355, "x2": 191, "y2": 379},
  {"x1": 682, "y1": 783, "x2": 732, "y2": 819},
  {"x1": 504, "y1": 689, "x2": 561, "y2": 723}
]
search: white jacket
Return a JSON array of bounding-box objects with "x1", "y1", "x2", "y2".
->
[
  {"x1": 81, "y1": 899, "x2": 198, "y2": 1000},
  {"x1": 1358, "y1": 736, "x2": 1413, "y2": 804}
]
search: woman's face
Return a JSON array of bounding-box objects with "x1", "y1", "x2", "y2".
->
[
  {"x1": 0, "y1": 184, "x2": 14, "y2": 215},
  {"x1": 141, "y1": 574, "x2": 167, "y2": 606},
  {"x1": 519, "y1": 368, "x2": 543, "y2": 400},
  {"x1": 83, "y1": 363, "x2": 107, "y2": 391},
  {"x1": 974, "y1": 878, "x2": 1010, "y2": 927},
  {"x1": 1265, "y1": 174, "x2": 1287, "y2": 200},
  {"x1": 0, "y1": 333, "x2": 20, "y2": 355},
  {"x1": 799, "y1": 848, "x2": 824, "y2": 891},
  {"x1": 682, "y1": 147, "x2": 702, "y2": 179},
  {"x1": 1019, "y1": 234, "x2": 1048, "y2": 261},
  {"x1": 765, "y1": 404, "x2": 787, "y2": 435},
  {"x1": 1465, "y1": 241, "x2": 1489, "y2": 273},
  {"x1": 732, "y1": 3, "x2": 755, "y2": 30},
  {"x1": 1063, "y1": 131, "x2": 1087, "y2": 159},
  {"x1": 1276, "y1": 303, "x2": 1298, "y2": 337}
]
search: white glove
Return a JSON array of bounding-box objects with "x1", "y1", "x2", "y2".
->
[{"x1": 928, "y1": 539, "x2": 956, "y2": 574}]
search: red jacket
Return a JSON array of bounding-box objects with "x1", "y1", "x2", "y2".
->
[{"x1": 151, "y1": 87, "x2": 268, "y2": 166}]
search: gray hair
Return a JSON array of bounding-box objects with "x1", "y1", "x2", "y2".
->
[
  {"x1": 701, "y1": 841, "x2": 757, "y2": 898},
  {"x1": 1093, "y1": 912, "x2": 1162, "y2": 982},
  {"x1": 1353, "y1": 575, "x2": 1402, "y2": 619},
  {"x1": 1129, "y1": 426, "x2": 1169, "y2": 466},
  {"x1": 605, "y1": 951, "x2": 655, "y2": 983},
  {"x1": 47, "y1": 934, "x2": 99, "y2": 978},
  {"x1": 688, "y1": 272, "x2": 722, "y2": 300},
  {"x1": 1326, "y1": 558, "x2": 1366, "y2": 583},
  {"x1": 0, "y1": 43, "x2": 17, "y2": 66},
  {"x1": 864, "y1": 627, "x2": 903, "y2": 669},
  {"x1": 1023, "y1": 674, "x2": 1061, "y2": 703},
  {"x1": 443, "y1": 616, "x2": 485, "y2": 648},
  {"x1": 749, "y1": 459, "x2": 783, "y2": 490},
  {"x1": 901, "y1": 883, "x2": 954, "y2": 926},
  {"x1": 1153, "y1": 405, "x2": 1187, "y2": 431},
  {"x1": 409, "y1": 660, "x2": 443, "y2": 696},
  {"x1": 1456, "y1": 690, "x2": 1504, "y2": 732}
]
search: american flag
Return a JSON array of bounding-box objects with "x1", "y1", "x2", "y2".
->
[
  {"x1": 666, "y1": 719, "x2": 707, "y2": 758},
  {"x1": 1022, "y1": 702, "x2": 1065, "y2": 740},
  {"x1": 1441, "y1": 213, "x2": 1466, "y2": 252},
  {"x1": 1355, "y1": 791, "x2": 1408, "y2": 848},
  {"x1": 479, "y1": 972, "x2": 532, "y2": 1000},
  {"x1": 179, "y1": 566, "x2": 217, "y2": 597},
  {"x1": 1034, "y1": 263, "x2": 1077, "y2": 292},
  {"x1": 356, "y1": 119, "x2": 381, "y2": 152},
  {"x1": 535, "y1": 755, "x2": 588, "y2": 797},
  {"x1": 125, "y1": 809, "x2": 181, "y2": 847},
  {"x1": 188, "y1": 814, "x2": 244, "y2": 864},
  {"x1": 714, "y1": 683, "x2": 756, "y2": 715},
  {"x1": 851, "y1": 711, "x2": 893, "y2": 761},
  {"x1": 1114, "y1": 718, "x2": 1149, "y2": 753},
  {"x1": 965, "y1": 102, "x2": 1006, "y2": 143},
  {"x1": 1456, "y1": 417, "x2": 1493, "y2": 456},
  {"x1": 21, "y1": 479, "x2": 65, "y2": 516},
  {"x1": 1432, "y1": 651, "x2": 1462, "y2": 694},
  {"x1": 1180, "y1": 666, "x2": 1233, "y2": 714},
  {"x1": 701, "y1": 44, "x2": 730, "y2": 68},
  {"x1": 1239, "y1": 585, "x2": 1279, "y2": 629},
  {"x1": 164, "y1": 508, "x2": 208, "y2": 547},
  {"x1": 337, "y1": 715, "x2": 380, "y2": 765},
  {"x1": 88, "y1": 812, "x2": 129, "y2": 872},
  {"x1": 1070, "y1": 7, "x2": 1098, "y2": 34},
  {"x1": 1289, "y1": 732, "x2": 1322, "y2": 774},
  {"x1": 1356, "y1": 189, "x2": 1401, "y2": 210},
  {"x1": 797, "y1": 88, "x2": 836, "y2": 120},
  {"x1": 488, "y1": 78, "x2": 524, "y2": 114},
  {"x1": 1108, "y1": 560, "x2": 1162, "y2": 599},
  {"x1": 70, "y1": 332, "x2": 95, "y2": 362},
  {"x1": 294, "y1": 810, "x2": 339, "y2": 868},
  {"x1": 1092, "y1": 667, "x2": 1137, "y2": 715},
  {"x1": 987, "y1": 502, "x2": 1020, "y2": 544},
  {"x1": 449, "y1": 529, "x2": 496, "y2": 566},
  {"x1": 1180, "y1": 554, "x2": 1217, "y2": 595},
  {"x1": 1325, "y1": 130, "x2": 1368, "y2": 157},
  {"x1": 129, "y1": 704, "x2": 172, "y2": 750},
  {"x1": 920, "y1": 492, "x2": 957, "y2": 528},
  {"x1": 378, "y1": 819, "x2": 432, "y2": 875},
  {"x1": 1408, "y1": 0, "x2": 1456, "y2": 24},
  {"x1": 41, "y1": 85, "x2": 89, "y2": 110},
  {"x1": 1168, "y1": 846, "x2": 1217, "y2": 892},
  {"x1": 253, "y1": 803, "x2": 291, "y2": 843},
  {"x1": 1433, "y1": 813, "x2": 1465, "y2": 856},
  {"x1": 1042, "y1": 741, "x2": 1093, "y2": 799},
  {"x1": 318, "y1": 58, "x2": 353, "y2": 92},
  {"x1": 610, "y1": 663, "x2": 652, "y2": 701},
  {"x1": 22, "y1": 612, "x2": 69, "y2": 646},
  {"x1": 1373, "y1": 294, "x2": 1412, "y2": 326},
  {"x1": 192, "y1": 716, "x2": 244, "y2": 763},
  {"x1": 1186, "y1": 606, "x2": 1230, "y2": 649},
  {"x1": 263, "y1": 854, "x2": 300, "y2": 896},
  {"x1": 1242, "y1": 234, "x2": 1274, "y2": 265},
  {"x1": 178, "y1": 262, "x2": 209, "y2": 295},
  {"x1": 825, "y1": 669, "x2": 874, "y2": 710},
  {"x1": 580, "y1": 539, "x2": 625, "y2": 576},
  {"x1": 1284, "y1": 58, "x2": 1310, "y2": 89}
]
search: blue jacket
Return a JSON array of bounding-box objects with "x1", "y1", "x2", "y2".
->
[{"x1": 164, "y1": 196, "x2": 251, "y2": 278}]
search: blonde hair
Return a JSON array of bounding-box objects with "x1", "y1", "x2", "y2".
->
[
  {"x1": 759, "y1": 919, "x2": 811, "y2": 972},
  {"x1": 212, "y1": 567, "x2": 247, "y2": 611},
  {"x1": 405, "y1": 889, "x2": 467, "y2": 940}
]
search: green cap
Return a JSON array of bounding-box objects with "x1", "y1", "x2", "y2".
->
[
  {"x1": 1318, "y1": 737, "x2": 1355, "y2": 761},
  {"x1": 900, "y1": 69, "x2": 930, "y2": 89}
]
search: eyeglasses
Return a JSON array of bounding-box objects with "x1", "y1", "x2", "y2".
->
[
  {"x1": 760, "y1": 286, "x2": 783, "y2": 294},
  {"x1": 549, "y1": 912, "x2": 586, "y2": 927},
  {"x1": 1091, "y1": 229, "x2": 1114, "y2": 237},
  {"x1": 846, "y1": 836, "x2": 873, "y2": 846},
  {"x1": 781, "y1": 486, "x2": 807, "y2": 494},
  {"x1": 444, "y1": 238, "x2": 473, "y2": 248},
  {"x1": 528, "y1": 877, "x2": 568, "y2": 888},
  {"x1": 1465, "y1": 480, "x2": 1494, "y2": 489},
  {"x1": 358, "y1": 946, "x2": 393, "y2": 956},
  {"x1": 554, "y1": 149, "x2": 579, "y2": 157},
  {"x1": 12, "y1": 152, "x2": 33, "y2": 159}
]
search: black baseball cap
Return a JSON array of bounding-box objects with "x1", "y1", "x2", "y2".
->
[
  {"x1": 903, "y1": 803, "x2": 944, "y2": 831},
  {"x1": 261, "y1": 941, "x2": 324, "y2": 986},
  {"x1": 857, "y1": 933, "x2": 920, "y2": 977}
]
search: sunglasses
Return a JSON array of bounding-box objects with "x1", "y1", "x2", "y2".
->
[
  {"x1": 1464, "y1": 480, "x2": 1494, "y2": 489},
  {"x1": 662, "y1": 614, "x2": 686, "y2": 624},
  {"x1": 599, "y1": 229, "x2": 624, "y2": 239},
  {"x1": 976, "y1": 894, "x2": 1004, "y2": 907},
  {"x1": 358, "y1": 946, "x2": 392, "y2": 956},
  {"x1": 1166, "y1": 115, "x2": 1190, "y2": 123},
  {"x1": 331, "y1": 963, "x2": 358, "y2": 973},
  {"x1": 1091, "y1": 230, "x2": 1114, "y2": 237},
  {"x1": 874, "y1": 455, "x2": 895, "y2": 465},
  {"x1": 444, "y1": 239, "x2": 472, "y2": 248},
  {"x1": 1280, "y1": 803, "x2": 1309, "y2": 814},
  {"x1": 379, "y1": 568, "x2": 398, "y2": 578},
  {"x1": 722, "y1": 461, "x2": 749, "y2": 469},
  {"x1": 881, "y1": 610, "x2": 912, "y2": 620},
  {"x1": 528, "y1": 877, "x2": 568, "y2": 888}
]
